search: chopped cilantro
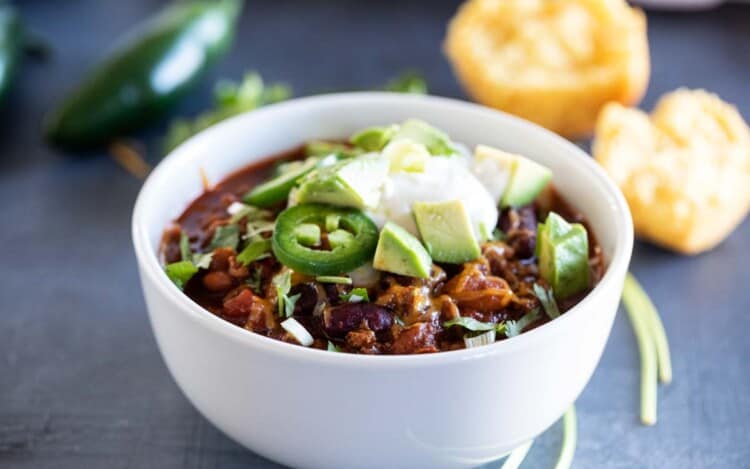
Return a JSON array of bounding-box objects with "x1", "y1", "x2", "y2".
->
[
  {"x1": 246, "y1": 267, "x2": 263, "y2": 295},
  {"x1": 327, "y1": 341, "x2": 343, "y2": 352},
  {"x1": 165, "y1": 261, "x2": 198, "y2": 290},
  {"x1": 192, "y1": 252, "x2": 214, "y2": 269},
  {"x1": 533, "y1": 283, "x2": 561, "y2": 319},
  {"x1": 229, "y1": 204, "x2": 272, "y2": 224},
  {"x1": 208, "y1": 224, "x2": 240, "y2": 251},
  {"x1": 164, "y1": 72, "x2": 292, "y2": 153},
  {"x1": 179, "y1": 231, "x2": 192, "y2": 261},
  {"x1": 237, "y1": 239, "x2": 272, "y2": 266},
  {"x1": 492, "y1": 228, "x2": 507, "y2": 242},
  {"x1": 383, "y1": 70, "x2": 427, "y2": 94},
  {"x1": 245, "y1": 220, "x2": 275, "y2": 240},
  {"x1": 340, "y1": 287, "x2": 370, "y2": 303},
  {"x1": 505, "y1": 308, "x2": 541, "y2": 338},
  {"x1": 444, "y1": 316, "x2": 505, "y2": 333}
]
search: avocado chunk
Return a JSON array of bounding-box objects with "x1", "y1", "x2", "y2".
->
[
  {"x1": 501, "y1": 153, "x2": 552, "y2": 208},
  {"x1": 412, "y1": 200, "x2": 481, "y2": 263},
  {"x1": 536, "y1": 212, "x2": 590, "y2": 299},
  {"x1": 295, "y1": 154, "x2": 389, "y2": 209},
  {"x1": 392, "y1": 119, "x2": 457, "y2": 156},
  {"x1": 373, "y1": 222, "x2": 432, "y2": 278}
]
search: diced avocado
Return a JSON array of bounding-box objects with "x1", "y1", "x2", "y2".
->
[
  {"x1": 536, "y1": 212, "x2": 590, "y2": 299},
  {"x1": 412, "y1": 200, "x2": 481, "y2": 263},
  {"x1": 350, "y1": 125, "x2": 397, "y2": 152},
  {"x1": 392, "y1": 119, "x2": 457, "y2": 156},
  {"x1": 244, "y1": 154, "x2": 338, "y2": 207},
  {"x1": 471, "y1": 145, "x2": 514, "y2": 203},
  {"x1": 501, "y1": 154, "x2": 552, "y2": 208},
  {"x1": 382, "y1": 139, "x2": 430, "y2": 173},
  {"x1": 327, "y1": 229, "x2": 354, "y2": 249},
  {"x1": 295, "y1": 154, "x2": 389, "y2": 209},
  {"x1": 373, "y1": 222, "x2": 432, "y2": 278},
  {"x1": 294, "y1": 223, "x2": 321, "y2": 247}
]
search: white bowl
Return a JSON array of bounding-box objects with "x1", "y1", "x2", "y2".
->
[{"x1": 132, "y1": 93, "x2": 633, "y2": 469}]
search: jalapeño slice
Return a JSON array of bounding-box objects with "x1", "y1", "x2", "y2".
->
[{"x1": 272, "y1": 204, "x2": 379, "y2": 276}]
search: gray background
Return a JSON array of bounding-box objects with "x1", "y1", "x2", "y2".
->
[{"x1": 1, "y1": 1, "x2": 749, "y2": 468}]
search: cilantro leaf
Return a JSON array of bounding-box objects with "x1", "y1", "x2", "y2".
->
[
  {"x1": 208, "y1": 224, "x2": 240, "y2": 251},
  {"x1": 192, "y1": 252, "x2": 214, "y2": 269},
  {"x1": 164, "y1": 72, "x2": 292, "y2": 153},
  {"x1": 237, "y1": 239, "x2": 272, "y2": 266},
  {"x1": 383, "y1": 71, "x2": 427, "y2": 94},
  {"x1": 284, "y1": 293, "x2": 301, "y2": 318},
  {"x1": 340, "y1": 288, "x2": 370, "y2": 303},
  {"x1": 505, "y1": 308, "x2": 541, "y2": 338},
  {"x1": 327, "y1": 341, "x2": 343, "y2": 352},
  {"x1": 444, "y1": 316, "x2": 505, "y2": 333},
  {"x1": 533, "y1": 283, "x2": 561, "y2": 319},
  {"x1": 165, "y1": 261, "x2": 198, "y2": 290}
]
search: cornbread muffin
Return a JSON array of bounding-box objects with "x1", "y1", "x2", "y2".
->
[
  {"x1": 594, "y1": 89, "x2": 750, "y2": 254},
  {"x1": 444, "y1": 0, "x2": 649, "y2": 139}
]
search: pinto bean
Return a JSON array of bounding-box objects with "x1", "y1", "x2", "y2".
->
[
  {"x1": 323, "y1": 303, "x2": 394, "y2": 337},
  {"x1": 203, "y1": 271, "x2": 233, "y2": 292}
]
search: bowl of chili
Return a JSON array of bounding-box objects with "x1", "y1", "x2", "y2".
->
[{"x1": 132, "y1": 92, "x2": 633, "y2": 468}]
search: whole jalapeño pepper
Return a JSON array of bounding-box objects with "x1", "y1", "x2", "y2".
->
[
  {"x1": 0, "y1": 5, "x2": 22, "y2": 101},
  {"x1": 44, "y1": 0, "x2": 243, "y2": 150}
]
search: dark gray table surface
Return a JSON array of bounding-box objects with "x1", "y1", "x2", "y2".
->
[{"x1": 1, "y1": 1, "x2": 749, "y2": 468}]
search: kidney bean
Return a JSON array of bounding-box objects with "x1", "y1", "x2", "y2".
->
[
  {"x1": 323, "y1": 303, "x2": 394, "y2": 337},
  {"x1": 289, "y1": 283, "x2": 324, "y2": 316}
]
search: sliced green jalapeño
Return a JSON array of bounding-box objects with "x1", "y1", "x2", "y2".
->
[{"x1": 272, "y1": 204, "x2": 379, "y2": 276}]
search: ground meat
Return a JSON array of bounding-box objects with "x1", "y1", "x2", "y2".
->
[
  {"x1": 345, "y1": 328, "x2": 380, "y2": 354},
  {"x1": 222, "y1": 289, "x2": 276, "y2": 332},
  {"x1": 390, "y1": 322, "x2": 439, "y2": 354}
]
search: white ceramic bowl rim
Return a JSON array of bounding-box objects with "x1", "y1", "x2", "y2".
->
[{"x1": 132, "y1": 92, "x2": 633, "y2": 369}]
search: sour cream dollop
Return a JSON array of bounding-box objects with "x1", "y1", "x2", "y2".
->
[{"x1": 367, "y1": 155, "x2": 499, "y2": 240}]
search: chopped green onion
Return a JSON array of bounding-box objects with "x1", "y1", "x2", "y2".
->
[
  {"x1": 228, "y1": 202, "x2": 271, "y2": 224},
  {"x1": 505, "y1": 308, "x2": 541, "y2": 338},
  {"x1": 245, "y1": 220, "x2": 275, "y2": 239},
  {"x1": 623, "y1": 273, "x2": 672, "y2": 384},
  {"x1": 325, "y1": 213, "x2": 341, "y2": 232},
  {"x1": 444, "y1": 316, "x2": 504, "y2": 333},
  {"x1": 533, "y1": 283, "x2": 561, "y2": 319},
  {"x1": 622, "y1": 277, "x2": 658, "y2": 425},
  {"x1": 316, "y1": 276, "x2": 352, "y2": 285},
  {"x1": 554, "y1": 406, "x2": 577, "y2": 469},
  {"x1": 327, "y1": 341, "x2": 342, "y2": 352},
  {"x1": 192, "y1": 252, "x2": 214, "y2": 269},
  {"x1": 179, "y1": 231, "x2": 192, "y2": 261},
  {"x1": 340, "y1": 287, "x2": 369, "y2": 303},
  {"x1": 382, "y1": 70, "x2": 428, "y2": 94},
  {"x1": 463, "y1": 329, "x2": 496, "y2": 348},
  {"x1": 164, "y1": 261, "x2": 198, "y2": 290},
  {"x1": 237, "y1": 239, "x2": 272, "y2": 266},
  {"x1": 284, "y1": 293, "x2": 301, "y2": 318},
  {"x1": 501, "y1": 440, "x2": 533, "y2": 469},
  {"x1": 294, "y1": 223, "x2": 321, "y2": 247},
  {"x1": 272, "y1": 270, "x2": 293, "y2": 317},
  {"x1": 208, "y1": 224, "x2": 240, "y2": 250},
  {"x1": 280, "y1": 317, "x2": 313, "y2": 346}
]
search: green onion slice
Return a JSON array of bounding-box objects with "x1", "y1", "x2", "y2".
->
[
  {"x1": 554, "y1": 406, "x2": 577, "y2": 469},
  {"x1": 463, "y1": 329, "x2": 496, "y2": 348},
  {"x1": 622, "y1": 274, "x2": 658, "y2": 425},
  {"x1": 623, "y1": 273, "x2": 672, "y2": 384},
  {"x1": 316, "y1": 276, "x2": 353, "y2": 285},
  {"x1": 501, "y1": 440, "x2": 533, "y2": 469},
  {"x1": 280, "y1": 317, "x2": 313, "y2": 346}
]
